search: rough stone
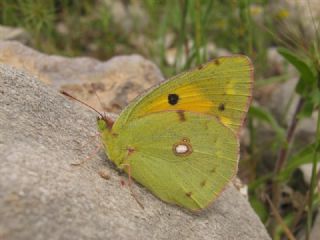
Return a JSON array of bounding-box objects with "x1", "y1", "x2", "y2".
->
[
  {"x1": 0, "y1": 41, "x2": 164, "y2": 113},
  {"x1": 0, "y1": 64, "x2": 271, "y2": 240},
  {"x1": 0, "y1": 26, "x2": 30, "y2": 43}
]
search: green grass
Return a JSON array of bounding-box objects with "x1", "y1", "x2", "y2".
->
[
  {"x1": 1, "y1": 1, "x2": 319, "y2": 239},
  {"x1": 0, "y1": 0, "x2": 273, "y2": 75}
]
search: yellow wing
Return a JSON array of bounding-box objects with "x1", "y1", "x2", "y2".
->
[{"x1": 115, "y1": 55, "x2": 254, "y2": 134}]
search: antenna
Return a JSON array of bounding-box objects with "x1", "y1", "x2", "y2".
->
[
  {"x1": 60, "y1": 90, "x2": 104, "y2": 118},
  {"x1": 60, "y1": 90, "x2": 114, "y2": 130}
]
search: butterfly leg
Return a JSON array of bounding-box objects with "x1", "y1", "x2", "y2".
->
[
  {"x1": 121, "y1": 163, "x2": 145, "y2": 210},
  {"x1": 71, "y1": 133, "x2": 102, "y2": 166},
  {"x1": 80, "y1": 132, "x2": 101, "y2": 148}
]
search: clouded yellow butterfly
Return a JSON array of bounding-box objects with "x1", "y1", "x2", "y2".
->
[{"x1": 98, "y1": 55, "x2": 254, "y2": 211}]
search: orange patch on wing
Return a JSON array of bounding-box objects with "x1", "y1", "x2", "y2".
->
[{"x1": 140, "y1": 85, "x2": 215, "y2": 116}]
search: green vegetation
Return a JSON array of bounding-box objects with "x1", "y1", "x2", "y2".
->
[{"x1": 1, "y1": 0, "x2": 319, "y2": 239}]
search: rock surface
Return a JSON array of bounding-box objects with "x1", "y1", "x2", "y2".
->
[
  {"x1": 0, "y1": 26, "x2": 30, "y2": 43},
  {"x1": 0, "y1": 41, "x2": 164, "y2": 113},
  {"x1": 0, "y1": 64, "x2": 270, "y2": 239}
]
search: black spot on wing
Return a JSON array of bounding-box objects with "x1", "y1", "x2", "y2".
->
[
  {"x1": 168, "y1": 93, "x2": 179, "y2": 105},
  {"x1": 218, "y1": 103, "x2": 225, "y2": 111}
]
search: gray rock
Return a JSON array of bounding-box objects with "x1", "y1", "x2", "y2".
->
[
  {"x1": 0, "y1": 41, "x2": 164, "y2": 114},
  {"x1": 0, "y1": 64, "x2": 270, "y2": 240},
  {"x1": 0, "y1": 26, "x2": 30, "y2": 43}
]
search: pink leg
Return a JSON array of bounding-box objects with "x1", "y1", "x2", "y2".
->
[
  {"x1": 71, "y1": 132, "x2": 102, "y2": 166},
  {"x1": 71, "y1": 143, "x2": 102, "y2": 166},
  {"x1": 79, "y1": 132, "x2": 101, "y2": 148},
  {"x1": 121, "y1": 163, "x2": 144, "y2": 210}
]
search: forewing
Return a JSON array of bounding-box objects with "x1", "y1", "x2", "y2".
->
[
  {"x1": 115, "y1": 55, "x2": 253, "y2": 134},
  {"x1": 114, "y1": 111, "x2": 239, "y2": 210}
]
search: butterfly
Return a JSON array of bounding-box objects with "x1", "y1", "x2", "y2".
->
[{"x1": 97, "y1": 55, "x2": 254, "y2": 211}]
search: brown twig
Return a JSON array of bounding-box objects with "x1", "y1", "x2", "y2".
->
[
  {"x1": 266, "y1": 195, "x2": 296, "y2": 240},
  {"x1": 270, "y1": 97, "x2": 304, "y2": 235},
  {"x1": 274, "y1": 98, "x2": 305, "y2": 174}
]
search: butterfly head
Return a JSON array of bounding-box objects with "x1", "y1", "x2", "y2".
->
[{"x1": 97, "y1": 115, "x2": 114, "y2": 131}]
